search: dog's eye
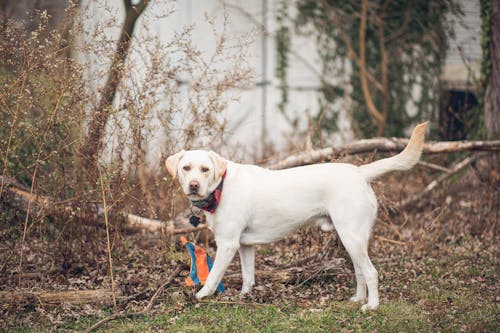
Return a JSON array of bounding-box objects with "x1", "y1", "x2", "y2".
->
[
  {"x1": 201, "y1": 167, "x2": 209, "y2": 173},
  {"x1": 183, "y1": 165, "x2": 191, "y2": 171}
]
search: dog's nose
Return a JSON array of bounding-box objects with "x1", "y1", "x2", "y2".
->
[{"x1": 189, "y1": 181, "x2": 200, "y2": 193}]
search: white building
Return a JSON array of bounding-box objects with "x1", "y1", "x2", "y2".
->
[{"x1": 6, "y1": 0, "x2": 480, "y2": 165}]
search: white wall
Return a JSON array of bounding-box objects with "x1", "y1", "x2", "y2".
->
[
  {"x1": 75, "y1": 0, "x2": 354, "y2": 165},
  {"x1": 75, "y1": 0, "x2": 481, "y2": 166}
]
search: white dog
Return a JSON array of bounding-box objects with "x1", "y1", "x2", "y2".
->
[{"x1": 166, "y1": 122, "x2": 428, "y2": 311}]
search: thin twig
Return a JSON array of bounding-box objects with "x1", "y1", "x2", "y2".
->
[
  {"x1": 18, "y1": 168, "x2": 37, "y2": 286},
  {"x1": 17, "y1": 89, "x2": 64, "y2": 286},
  {"x1": 377, "y1": 218, "x2": 403, "y2": 239},
  {"x1": 376, "y1": 236, "x2": 406, "y2": 245},
  {"x1": 0, "y1": 67, "x2": 28, "y2": 199},
  {"x1": 199, "y1": 300, "x2": 271, "y2": 308},
  {"x1": 396, "y1": 154, "x2": 478, "y2": 209},
  {"x1": 417, "y1": 160, "x2": 451, "y2": 173},
  {"x1": 98, "y1": 163, "x2": 117, "y2": 307},
  {"x1": 83, "y1": 265, "x2": 182, "y2": 333}
]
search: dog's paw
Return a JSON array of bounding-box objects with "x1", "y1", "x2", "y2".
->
[
  {"x1": 195, "y1": 286, "x2": 213, "y2": 299},
  {"x1": 349, "y1": 295, "x2": 365, "y2": 303},
  {"x1": 240, "y1": 283, "x2": 255, "y2": 295},
  {"x1": 361, "y1": 301, "x2": 379, "y2": 312}
]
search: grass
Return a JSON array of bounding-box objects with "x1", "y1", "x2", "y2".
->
[
  {"x1": 56, "y1": 239, "x2": 498, "y2": 333},
  {"x1": 68, "y1": 295, "x2": 496, "y2": 333},
  {"x1": 8, "y1": 236, "x2": 498, "y2": 333},
  {"x1": 66, "y1": 301, "x2": 431, "y2": 333}
]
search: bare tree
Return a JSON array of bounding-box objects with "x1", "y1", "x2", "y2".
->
[
  {"x1": 80, "y1": 0, "x2": 148, "y2": 173},
  {"x1": 317, "y1": 0, "x2": 386, "y2": 136},
  {"x1": 295, "y1": 0, "x2": 455, "y2": 138}
]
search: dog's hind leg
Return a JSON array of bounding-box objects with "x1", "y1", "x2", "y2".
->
[
  {"x1": 349, "y1": 262, "x2": 367, "y2": 303},
  {"x1": 336, "y1": 225, "x2": 378, "y2": 310},
  {"x1": 238, "y1": 244, "x2": 255, "y2": 294},
  {"x1": 329, "y1": 208, "x2": 378, "y2": 311}
]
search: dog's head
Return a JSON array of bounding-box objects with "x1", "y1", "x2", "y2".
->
[{"x1": 165, "y1": 150, "x2": 227, "y2": 200}]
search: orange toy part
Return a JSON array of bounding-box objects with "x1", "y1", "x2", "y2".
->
[
  {"x1": 180, "y1": 236, "x2": 224, "y2": 292},
  {"x1": 194, "y1": 246, "x2": 210, "y2": 283}
]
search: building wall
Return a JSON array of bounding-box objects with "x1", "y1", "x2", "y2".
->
[{"x1": 74, "y1": 0, "x2": 481, "y2": 164}]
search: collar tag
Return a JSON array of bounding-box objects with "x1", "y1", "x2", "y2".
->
[{"x1": 189, "y1": 215, "x2": 201, "y2": 227}]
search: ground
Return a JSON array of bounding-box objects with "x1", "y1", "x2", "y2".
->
[{"x1": 1, "y1": 157, "x2": 498, "y2": 332}]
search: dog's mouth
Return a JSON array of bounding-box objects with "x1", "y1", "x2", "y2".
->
[{"x1": 186, "y1": 192, "x2": 206, "y2": 201}]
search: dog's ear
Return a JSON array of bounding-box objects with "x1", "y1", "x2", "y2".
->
[
  {"x1": 165, "y1": 150, "x2": 185, "y2": 179},
  {"x1": 209, "y1": 151, "x2": 227, "y2": 180}
]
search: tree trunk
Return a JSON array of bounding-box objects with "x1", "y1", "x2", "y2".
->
[
  {"x1": 483, "y1": 0, "x2": 499, "y2": 226},
  {"x1": 79, "y1": 0, "x2": 147, "y2": 173},
  {"x1": 485, "y1": 0, "x2": 500, "y2": 140}
]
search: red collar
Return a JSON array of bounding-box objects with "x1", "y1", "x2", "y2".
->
[{"x1": 190, "y1": 171, "x2": 226, "y2": 214}]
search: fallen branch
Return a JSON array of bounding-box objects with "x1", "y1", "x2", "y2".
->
[
  {"x1": 126, "y1": 213, "x2": 165, "y2": 232},
  {"x1": 395, "y1": 155, "x2": 478, "y2": 209},
  {"x1": 83, "y1": 264, "x2": 182, "y2": 333},
  {"x1": 167, "y1": 224, "x2": 208, "y2": 234},
  {"x1": 269, "y1": 139, "x2": 500, "y2": 170},
  {"x1": 3, "y1": 138, "x2": 499, "y2": 233},
  {"x1": 126, "y1": 214, "x2": 207, "y2": 234},
  {"x1": 0, "y1": 182, "x2": 205, "y2": 235},
  {"x1": 0, "y1": 288, "x2": 121, "y2": 308}
]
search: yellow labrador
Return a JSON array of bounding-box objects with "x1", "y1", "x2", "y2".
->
[{"x1": 166, "y1": 122, "x2": 428, "y2": 310}]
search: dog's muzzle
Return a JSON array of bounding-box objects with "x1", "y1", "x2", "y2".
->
[{"x1": 189, "y1": 181, "x2": 200, "y2": 194}]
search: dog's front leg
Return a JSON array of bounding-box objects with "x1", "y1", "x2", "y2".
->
[
  {"x1": 238, "y1": 245, "x2": 255, "y2": 294},
  {"x1": 195, "y1": 244, "x2": 238, "y2": 299}
]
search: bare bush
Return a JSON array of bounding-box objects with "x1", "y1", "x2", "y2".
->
[{"x1": 0, "y1": 2, "x2": 253, "y2": 285}]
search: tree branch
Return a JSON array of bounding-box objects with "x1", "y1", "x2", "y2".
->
[
  {"x1": 319, "y1": 0, "x2": 385, "y2": 93},
  {"x1": 358, "y1": 0, "x2": 385, "y2": 129},
  {"x1": 377, "y1": 2, "x2": 390, "y2": 135},
  {"x1": 0, "y1": 181, "x2": 205, "y2": 235},
  {"x1": 268, "y1": 139, "x2": 500, "y2": 170}
]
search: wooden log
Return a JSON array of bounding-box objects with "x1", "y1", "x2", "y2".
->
[{"x1": 0, "y1": 288, "x2": 121, "y2": 308}]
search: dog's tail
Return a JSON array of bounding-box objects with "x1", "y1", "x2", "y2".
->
[{"x1": 359, "y1": 122, "x2": 428, "y2": 182}]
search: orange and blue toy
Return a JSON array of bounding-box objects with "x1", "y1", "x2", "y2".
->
[{"x1": 180, "y1": 236, "x2": 224, "y2": 293}]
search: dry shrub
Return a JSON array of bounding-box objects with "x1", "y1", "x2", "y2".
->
[{"x1": 0, "y1": 3, "x2": 253, "y2": 280}]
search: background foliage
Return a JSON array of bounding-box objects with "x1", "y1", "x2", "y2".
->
[{"x1": 276, "y1": 0, "x2": 461, "y2": 138}]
